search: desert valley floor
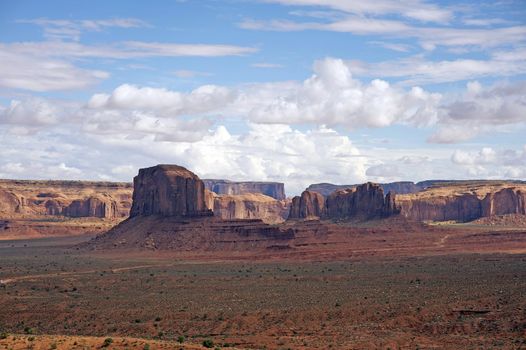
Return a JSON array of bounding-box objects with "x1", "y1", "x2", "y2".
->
[{"x1": 1, "y1": 221, "x2": 525, "y2": 350}]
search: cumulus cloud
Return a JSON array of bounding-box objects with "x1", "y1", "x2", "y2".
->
[
  {"x1": 89, "y1": 58, "x2": 441, "y2": 129},
  {"x1": 429, "y1": 80, "x2": 526, "y2": 143},
  {"x1": 451, "y1": 146, "x2": 526, "y2": 178}
]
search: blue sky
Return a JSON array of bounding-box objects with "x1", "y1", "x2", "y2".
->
[{"x1": 0, "y1": 0, "x2": 525, "y2": 194}]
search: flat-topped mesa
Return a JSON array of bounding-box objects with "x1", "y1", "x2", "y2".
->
[
  {"x1": 203, "y1": 179, "x2": 286, "y2": 200},
  {"x1": 398, "y1": 185, "x2": 526, "y2": 222},
  {"x1": 324, "y1": 182, "x2": 400, "y2": 220},
  {"x1": 130, "y1": 164, "x2": 212, "y2": 218},
  {"x1": 288, "y1": 190, "x2": 325, "y2": 220}
]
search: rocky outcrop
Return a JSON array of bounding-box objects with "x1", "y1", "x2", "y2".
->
[
  {"x1": 288, "y1": 190, "x2": 325, "y2": 220},
  {"x1": 130, "y1": 164, "x2": 212, "y2": 218},
  {"x1": 0, "y1": 180, "x2": 132, "y2": 219},
  {"x1": 324, "y1": 183, "x2": 400, "y2": 220},
  {"x1": 208, "y1": 192, "x2": 289, "y2": 224},
  {"x1": 203, "y1": 179, "x2": 286, "y2": 200},
  {"x1": 306, "y1": 180, "x2": 526, "y2": 197},
  {"x1": 398, "y1": 184, "x2": 526, "y2": 222},
  {"x1": 63, "y1": 197, "x2": 117, "y2": 218},
  {"x1": 307, "y1": 181, "x2": 422, "y2": 197}
]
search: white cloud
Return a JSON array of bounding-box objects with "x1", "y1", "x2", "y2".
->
[
  {"x1": 260, "y1": 0, "x2": 454, "y2": 23},
  {"x1": 85, "y1": 58, "x2": 442, "y2": 130},
  {"x1": 0, "y1": 40, "x2": 257, "y2": 91},
  {"x1": 0, "y1": 47, "x2": 109, "y2": 91},
  {"x1": 450, "y1": 146, "x2": 526, "y2": 178},
  {"x1": 430, "y1": 80, "x2": 526, "y2": 143},
  {"x1": 240, "y1": 2, "x2": 525, "y2": 51},
  {"x1": 17, "y1": 18, "x2": 150, "y2": 41},
  {"x1": 345, "y1": 51, "x2": 526, "y2": 85}
]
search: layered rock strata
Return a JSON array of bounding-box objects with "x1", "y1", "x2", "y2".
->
[
  {"x1": 130, "y1": 164, "x2": 212, "y2": 218},
  {"x1": 288, "y1": 190, "x2": 325, "y2": 220},
  {"x1": 203, "y1": 179, "x2": 286, "y2": 200}
]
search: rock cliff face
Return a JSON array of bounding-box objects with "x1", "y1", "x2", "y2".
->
[
  {"x1": 63, "y1": 197, "x2": 117, "y2": 218},
  {"x1": 306, "y1": 180, "x2": 526, "y2": 197},
  {"x1": 207, "y1": 192, "x2": 289, "y2": 224},
  {"x1": 0, "y1": 180, "x2": 132, "y2": 219},
  {"x1": 130, "y1": 164, "x2": 212, "y2": 218},
  {"x1": 307, "y1": 181, "x2": 422, "y2": 197},
  {"x1": 398, "y1": 184, "x2": 526, "y2": 222},
  {"x1": 203, "y1": 179, "x2": 286, "y2": 200},
  {"x1": 324, "y1": 183, "x2": 400, "y2": 220},
  {"x1": 288, "y1": 190, "x2": 325, "y2": 220}
]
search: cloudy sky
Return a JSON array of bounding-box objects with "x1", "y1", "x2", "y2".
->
[{"x1": 1, "y1": 0, "x2": 525, "y2": 195}]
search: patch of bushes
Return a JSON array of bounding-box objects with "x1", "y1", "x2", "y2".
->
[
  {"x1": 102, "y1": 337, "x2": 113, "y2": 347},
  {"x1": 202, "y1": 339, "x2": 214, "y2": 348}
]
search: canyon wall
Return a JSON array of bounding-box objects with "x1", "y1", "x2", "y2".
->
[
  {"x1": 203, "y1": 179, "x2": 286, "y2": 200},
  {"x1": 0, "y1": 180, "x2": 132, "y2": 219},
  {"x1": 398, "y1": 184, "x2": 526, "y2": 222}
]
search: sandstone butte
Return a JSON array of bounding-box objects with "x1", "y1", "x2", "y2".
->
[
  {"x1": 85, "y1": 164, "x2": 293, "y2": 250},
  {"x1": 289, "y1": 183, "x2": 400, "y2": 220}
]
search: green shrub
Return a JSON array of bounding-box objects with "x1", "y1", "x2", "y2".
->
[
  {"x1": 0, "y1": 332, "x2": 8, "y2": 339},
  {"x1": 103, "y1": 337, "x2": 113, "y2": 347},
  {"x1": 202, "y1": 339, "x2": 214, "y2": 348},
  {"x1": 143, "y1": 344, "x2": 150, "y2": 350},
  {"x1": 24, "y1": 327, "x2": 34, "y2": 334},
  {"x1": 177, "y1": 335, "x2": 185, "y2": 343}
]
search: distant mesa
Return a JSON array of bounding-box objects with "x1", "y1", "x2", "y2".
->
[
  {"x1": 307, "y1": 180, "x2": 526, "y2": 197},
  {"x1": 203, "y1": 179, "x2": 286, "y2": 200},
  {"x1": 398, "y1": 184, "x2": 526, "y2": 222}
]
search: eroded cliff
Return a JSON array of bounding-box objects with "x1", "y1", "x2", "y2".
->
[
  {"x1": 398, "y1": 183, "x2": 526, "y2": 222},
  {"x1": 203, "y1": 179, "x2": 286, "y2": 200}
]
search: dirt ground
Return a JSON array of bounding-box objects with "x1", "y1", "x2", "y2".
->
[{"x1": 1, "y1": 224, "x2": 526, "y2": 349}]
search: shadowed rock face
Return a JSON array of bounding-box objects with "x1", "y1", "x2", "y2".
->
[
  {"x1": 324, "y1": 183, "x2": 400, "y2": 220},
  {"x1": 288, "y1": 190, "x2": 325, "y2": 220},
  {"x1": 203, "y1": 179, "x2": 286, "y2": 200},
  {"x1": 130, "y1": 164, "x2": 212, "y2": 218}
]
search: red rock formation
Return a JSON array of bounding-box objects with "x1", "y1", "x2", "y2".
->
[
  {"x1": 0, "y1": 180, "x2": 132, "y2": 220},
  {"x1": 288, "y1": 190, "x2": 325, "y2": 220},
  {"x1": 324, "y1": 183, "x2": 399, "y2": 220},
  {"x1": 398, "y1": 185, "x2": 526, "y2": 222},
  {"x1": 130, "y1": 164, "x2": 212, "y2": 218},
  {"x1": 203, "y1": 179, "x2": 286, "y2": 200},
  {"x1": 482, "y1": 188, "x2": 526, "y2": 216},
  {"x1": 210, "y1": 193, "x2": 289, "y2": 224},
  {"x1": 63, "y1": 197, "x2": 117, "y2": 218}
]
